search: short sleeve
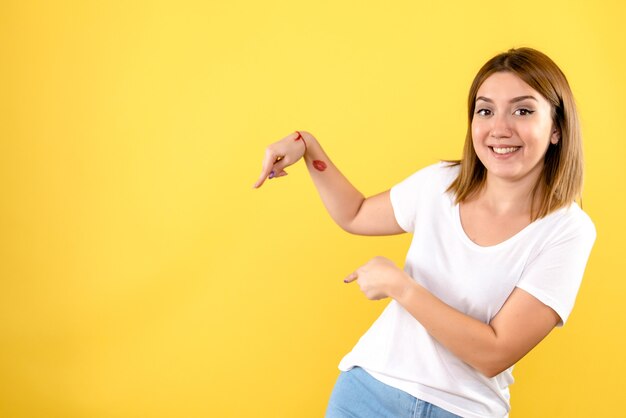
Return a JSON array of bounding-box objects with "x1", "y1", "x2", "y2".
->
[
  {"x1": 389, "y1": 163, "x2": 444, "y2": 233},
  {"x1": 516, "y1": 207, "x2": 596, "y2": 327}
]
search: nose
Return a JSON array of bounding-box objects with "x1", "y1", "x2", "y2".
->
[{"x1": 490, "y1": 113, "x2": 512, "y2": 139}]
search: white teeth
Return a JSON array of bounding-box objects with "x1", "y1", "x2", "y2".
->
[{"x1": 492, "y1": 147, "x2": 520, "y2": 154}]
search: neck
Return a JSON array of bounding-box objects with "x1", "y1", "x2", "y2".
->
[{"x1": 478, "y1": 172, "x2": 543, "y2": 217}]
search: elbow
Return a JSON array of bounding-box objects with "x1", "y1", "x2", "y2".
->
[
  {"x1": 474, "y1": 351, "x2": 514, "y2": 379},
  {"x1": 339, "y1": 221, "x2": 359, "y2": 235},
  {"x1": 479, "y1": 365, "x2": 508, "y2": 379},
  {"x1": 338, "y1": 198, "x2": 367, "y2": 235},
  {"x1": 337, "y1": 215, "x2": 364, "y2": 235},
  {"x1": 473, "y1": 339, "x2": 514, "y2": 378}
]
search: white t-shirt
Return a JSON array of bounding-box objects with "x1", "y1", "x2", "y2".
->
[{"x1": 338, "y1": 162, "x2": 596, "y2": 418}]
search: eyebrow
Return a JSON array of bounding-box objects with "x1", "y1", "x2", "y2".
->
[{"x1": 476, "y1": 95, "x2": 538, "y2": 104}]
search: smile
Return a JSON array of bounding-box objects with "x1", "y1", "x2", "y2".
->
[{"x1": 490, "y1": 146, "x2": 520, "y2": 155}]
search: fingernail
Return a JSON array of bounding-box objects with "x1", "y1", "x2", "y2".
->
[
  {"x1": 343, "y1": 279, "x2": 349, "y2": 283},
  {"x1": 269, "y1": 171, "x2": 275, "y2": 179}
]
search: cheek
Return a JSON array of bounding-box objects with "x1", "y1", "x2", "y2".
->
[
  {"x1": 471, "y1": 121, "x2": 488, "y2": 144},
  {"x1": 519, "y1": 123, "x2": 550, "y2": 146}
]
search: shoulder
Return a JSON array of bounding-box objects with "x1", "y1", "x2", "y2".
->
[
  {"x1": 535, "y1": 203, "x2": 596, "y2": 247},
  {"x1": 418, "y1": 161, "x2": 460, "y2": 179},
  {"x1": 392, "y1": 161, "x2": 460, "y2": 192},
  {"x1": 389, "y1": 162, "x2": 459, "y2": 233},
  {"x1": 546, "y1": 203, "x2": 595, "y2": 236}
]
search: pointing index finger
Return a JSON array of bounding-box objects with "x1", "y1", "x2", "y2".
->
[
  {"x1": 344, "y1": 272, "x2": 358, "y2": 283},
  {"x1": 253, "y1": 150, "x2": 281, "y2": 188}
]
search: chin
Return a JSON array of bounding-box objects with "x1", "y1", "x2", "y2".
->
[{"x1": 485, "y1": 163, "x2": 542, "y2": 183}]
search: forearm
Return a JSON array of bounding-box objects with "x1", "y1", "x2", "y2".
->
[
  {"x1": 393, "y1": 280, "x2": 503, "y2": 377},
  {"x1": 300, "y1": 132, "x2": 366, "y2": 230}
]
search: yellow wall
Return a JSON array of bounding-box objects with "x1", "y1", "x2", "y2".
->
[{"x1": 1, "y1": 1, "x2": 624, "y2": 416}]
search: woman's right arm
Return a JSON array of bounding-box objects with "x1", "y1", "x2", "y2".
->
[{"x1": 253, "y1": 131, "x2": 405, "y2": 236}]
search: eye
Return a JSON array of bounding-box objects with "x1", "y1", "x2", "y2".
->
[
  {"x1": 514, "y1": 108, "x2": 535, "y2": 116},
  {"x1": 476, "y1": 109, "x2": 492, "y2": 116}
]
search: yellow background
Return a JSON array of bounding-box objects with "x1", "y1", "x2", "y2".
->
[{"x1": 1, "y1": 1, "x2": 625, "y2": 417}]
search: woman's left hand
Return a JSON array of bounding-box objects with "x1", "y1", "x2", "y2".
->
[{"x1": 344, "y1": 256, "x2": 412, "y2": 300}]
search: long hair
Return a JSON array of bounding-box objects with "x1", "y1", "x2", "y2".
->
[{"x1": 447, "y1": 47, "x2": 583, "y2": 220}]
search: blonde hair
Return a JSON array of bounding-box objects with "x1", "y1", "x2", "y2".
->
[{"x1": 447, "y1": 47, "x2": 583, "y2": 220}]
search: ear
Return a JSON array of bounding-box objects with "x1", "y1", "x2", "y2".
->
[{"x1": 550, "y1": 128, "x2": 560, "y2": 145}]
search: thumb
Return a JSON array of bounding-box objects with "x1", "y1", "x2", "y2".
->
[{"x1": 268, "y1": 157, "x2": 291, "y2": 179}]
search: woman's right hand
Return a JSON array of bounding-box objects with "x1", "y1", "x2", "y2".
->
[{"x1": 253, "y1": 131, "x2": 311, "y2": 188}]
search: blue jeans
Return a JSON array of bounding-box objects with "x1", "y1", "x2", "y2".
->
[{"x1": 325, "y1": 367, "x2": 461, "y2": 418}]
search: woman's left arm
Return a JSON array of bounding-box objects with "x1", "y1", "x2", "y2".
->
[{"x1": 345, "y1": 257, "x2": 560, "y2": 378}]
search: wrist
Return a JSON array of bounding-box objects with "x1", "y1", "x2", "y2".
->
[
  {"x1": 389, "y1": 271, "x2": 416, "y2": 301},
  {"x1": 299, "y1": 131, "x2": 318, "y2": 157}
]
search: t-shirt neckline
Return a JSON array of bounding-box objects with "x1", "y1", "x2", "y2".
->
[{"x1": 452, "y1": 202, "x2": 541, "y2": 251}]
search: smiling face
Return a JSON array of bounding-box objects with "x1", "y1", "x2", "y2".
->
[{"x1": 471, "y1": 71, "x2": 560, "y2": 186}]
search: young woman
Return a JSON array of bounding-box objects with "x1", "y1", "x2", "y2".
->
[{"x1": 253, "y1": 48, "x2": 596, "y2": 418}]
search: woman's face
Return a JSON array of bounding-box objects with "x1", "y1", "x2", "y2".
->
[{"x1": 471, "y1": 71, "x2": 559, "y2": 185}]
